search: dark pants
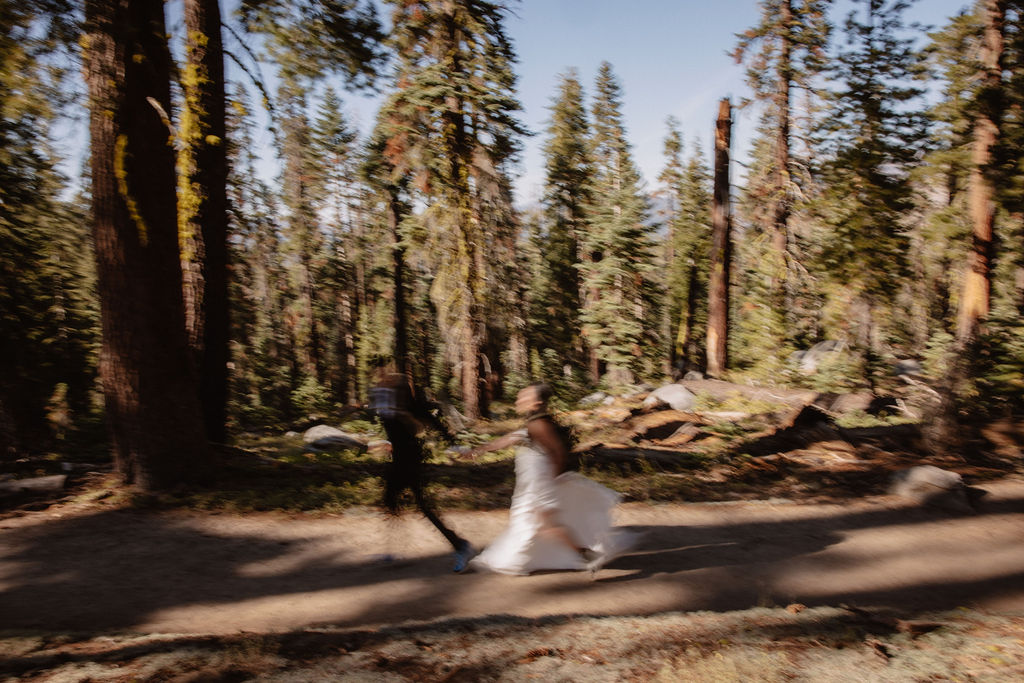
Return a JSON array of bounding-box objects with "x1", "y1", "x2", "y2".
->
[{"x1": 382, "y1": 421, "x2": 465, "y2": 552}]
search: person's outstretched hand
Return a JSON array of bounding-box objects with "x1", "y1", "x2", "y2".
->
[{"x1": 447, "y1": 445, "x2": 476, "y2": 460}]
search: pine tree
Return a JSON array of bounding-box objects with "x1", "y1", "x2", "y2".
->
[
  {"x1": 238, "y1": 0, "x2": 385, "y2": 90},
  {"x1": 537, "y1": 69, "x2": 591, "y2": 370},
  {"x1": 381, "y1": 0, "x2": 526, "y2": 419},
  {"x1": 581, "y1": 62, "x2": 659, "y2": 385},
  {"x1": 657, "y1": 118, "x2": 685, "y2": 373},
  {"x1": 993, "y1": 2, "x2": 1024, "y2": 224},
  {"x1": 225, "y1": 86, "x2": 294, "y2": 426},
  {"x1": 734, "y1": 0, "x2": 831, "y2": 300},
  {"x1": 996, "y1": 4, "x2": 1024, "y2": 317},
  {"x1": 911, "y1": 8, "x2": 981, "y2": 345},
  {"x1": 0, "y1": 2, "x2": 98, "y2": 453},
  {"x1": 660, "y1": 124, "x2": 713, "y2": 374},
  {"x1": 278, "y1": 82, "x2": 326, "y2": 389},
  {"x1": 311, "y1": 87, "x2": 361, "y2": 403},
  {"x1": 815, "y1": 0, "x2": 928, "y2": 362},
  {"x1": 240, "y1": 0, "x2": 386, "y2": 417},
  {"x1": 363, "y1": 106, "x2": 414, "y2": 380},
  {"x1": 733, "y1": 114, "x2": 796, "y2": 376}
]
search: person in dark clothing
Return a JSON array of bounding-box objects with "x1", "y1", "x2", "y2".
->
[{"x1": 368, "y1": 358, "x2": 474, "y2": 572}]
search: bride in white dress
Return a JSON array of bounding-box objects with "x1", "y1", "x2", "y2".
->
[{"x1": 464, "y1": 384, "x2": 633, "y2": 575}]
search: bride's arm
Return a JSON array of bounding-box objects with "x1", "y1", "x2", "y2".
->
[{"x1": 462, "y1": 430, "x2": 526, "y2": 459}]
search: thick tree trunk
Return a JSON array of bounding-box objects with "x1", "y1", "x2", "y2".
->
[
  {"x1": 84, "y1": 0, "x2": 209, "y2": 490},
  {"x1": 184, "y1": 0, "x2": 230, "y2": 444},
  {"x1": 706, "y1": 98, "x2": 732, "y2": 378},
  {"x1": 957, "y1": 0, "x2": 1005, "y2": 342}
]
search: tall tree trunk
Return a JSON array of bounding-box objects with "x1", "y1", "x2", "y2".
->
[
  {"x1": 183, "y1": 0, "x2": 230, "y2": 444},
  {"x1": 84, "y1": 0, "x2": 209, "y2": 489},
  {"x1": 678, "y1": 261, "x2": 701, "y2": 371},
  {"x1": 957, "y1": 0, "x2": 1005, "y2": 342},
  {"x1": 336, "y1": 288, "x2": 355, "y2": 403},
  {"x1": 459, "y1": 207, "x2": 483, "y2": 420},
  {"x1": 706, "y1": 98, "x2": 732, "y2": 378},
  {"x1": 664, "y1": 219, "x2": 677, "y2": 375},
  {"x1": 300, "y1": 254, "x2": 323, "y2": 381},
  {"x1": 773, "y1": 0, "x2": 792, "y2": 297},
  {"x1": 388, "y1": 191, "x2": 409, "y2": 375},
  {"x1": 279, "y1": 87, "x2": 321, "y2": 385},
  {"x1": 442, "y1": 12, "x2": 482, "y2": 420},
  {"x1": 585, "y1": 247, "x2": 603, "y2": 382}
]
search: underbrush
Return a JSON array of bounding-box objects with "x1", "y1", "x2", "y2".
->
[
  {"x1": 5, "y1": 607, "x2": 1022, "y2": 682},
  {"x1": 8, "y1": 396, "x2": 1020, "y2": 517}
]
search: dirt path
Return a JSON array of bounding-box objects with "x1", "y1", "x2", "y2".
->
[{"x1": 2, "y1": 478, "x2": 1023, "y2": 636}]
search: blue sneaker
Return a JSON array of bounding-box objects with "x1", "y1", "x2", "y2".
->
[{"x1": 453, "y1": 542, "x2": 476, "y2": 573}]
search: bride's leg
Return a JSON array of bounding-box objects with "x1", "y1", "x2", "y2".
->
[{"x1": 537, "y1": 508, "x2": 587, "y2": 554}]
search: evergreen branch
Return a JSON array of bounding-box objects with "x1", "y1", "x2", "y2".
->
[
  {"x1": 223, "y1": 20, "x2": 277, "y2": 127},
  {"x1": 223, "y1": 49, "x2": 277, "y2": 132}
]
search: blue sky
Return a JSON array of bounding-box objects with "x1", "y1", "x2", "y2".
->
[{"x1": 497, "y1": 0, "x2": 974, "y2": 205}]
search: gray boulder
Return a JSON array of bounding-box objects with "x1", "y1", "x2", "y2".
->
[
  {"x1": 302, "y1": 425, "x2": 368, "y2": 454},
  {"x1": 440, "y1": 403, "x2": 467, "y2": 433},
  {"x1": 579, "y1": 391, "x2": 609, "y2": 406},
  {"x1": 683, "y1": 370, "x2": 704, "y2": 381},
  {"x1": 894, "y1": 359, "x2": 923, "y2": 376},
  {"x1": 790, "y1": 340, "x2": 846, "y2": 374},
  {"x1": 890, "y1": 465, "x2": 973, "y2": 512},
  {"x1": 622, "y1": 385, "x2": 654, "y2": 399},
  {"x1": 642, "y1": 384, "x2": 696, "y2": 412}
]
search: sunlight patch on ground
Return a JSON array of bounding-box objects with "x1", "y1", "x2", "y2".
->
[{"x1": 142, "y1": 577, "x2": 446, "y2": 633}]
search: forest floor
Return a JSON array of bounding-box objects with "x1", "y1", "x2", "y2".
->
[{"x1": 2, "y1": 381, "x2": 1023, "y2": 681}]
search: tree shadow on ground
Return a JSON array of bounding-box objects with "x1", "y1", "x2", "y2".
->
[
  {"x1": 1, "y1": 483, "x2": 1021, "y2": 636},
  {"x1": 3, "y1": 604, "x2": 1021, "y2": 680},
  {"x1": 528, "y1": 493, "x2": 1024, "y2": 614}
]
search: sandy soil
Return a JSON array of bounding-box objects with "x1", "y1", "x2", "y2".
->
[{"x1": 2, "y1": 477, "x2": 1023, "y2": 639}]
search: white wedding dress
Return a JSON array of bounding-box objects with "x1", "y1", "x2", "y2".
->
[{"x1": 471, "y1": 430, "x2": 634, "y2": 575}]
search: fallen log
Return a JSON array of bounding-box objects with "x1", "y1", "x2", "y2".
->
[
  {"x1": 579, "y1": 444, "x2": 706, "y2": 469},
  {"x1": 737, "y1": 405, "x2": 848, "y2": 457}
]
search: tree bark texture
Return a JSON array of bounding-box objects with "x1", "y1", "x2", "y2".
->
[
  {"x1": 184, "y1": 0, "x2": 230, "y2": 443},
  {"x1": 707, "y1": 98, "x2": 732, "y2": 378},
  {"x1": 773, "y1": 0, "x2": 792, "y2": 293},
  {"x1": 957, "y1": 0, "x2": 1005, "y2": 342},
  {"x1": 84, "y1": 0, "x2": 209, "y2": 489},
  {"x1": 388, "y1": 191, "x2": 409, "y2": 375}
]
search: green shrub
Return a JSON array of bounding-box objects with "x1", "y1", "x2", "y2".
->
[
  {"x1": 922, "y1": 330, "x2": 956, "y2": 380},
  {"x1": 972, "y1": 316, "x2": 1024, "y2": 415},
  {"x1": 290, "y1": 376, "x2": 334, "y2": 417}
]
